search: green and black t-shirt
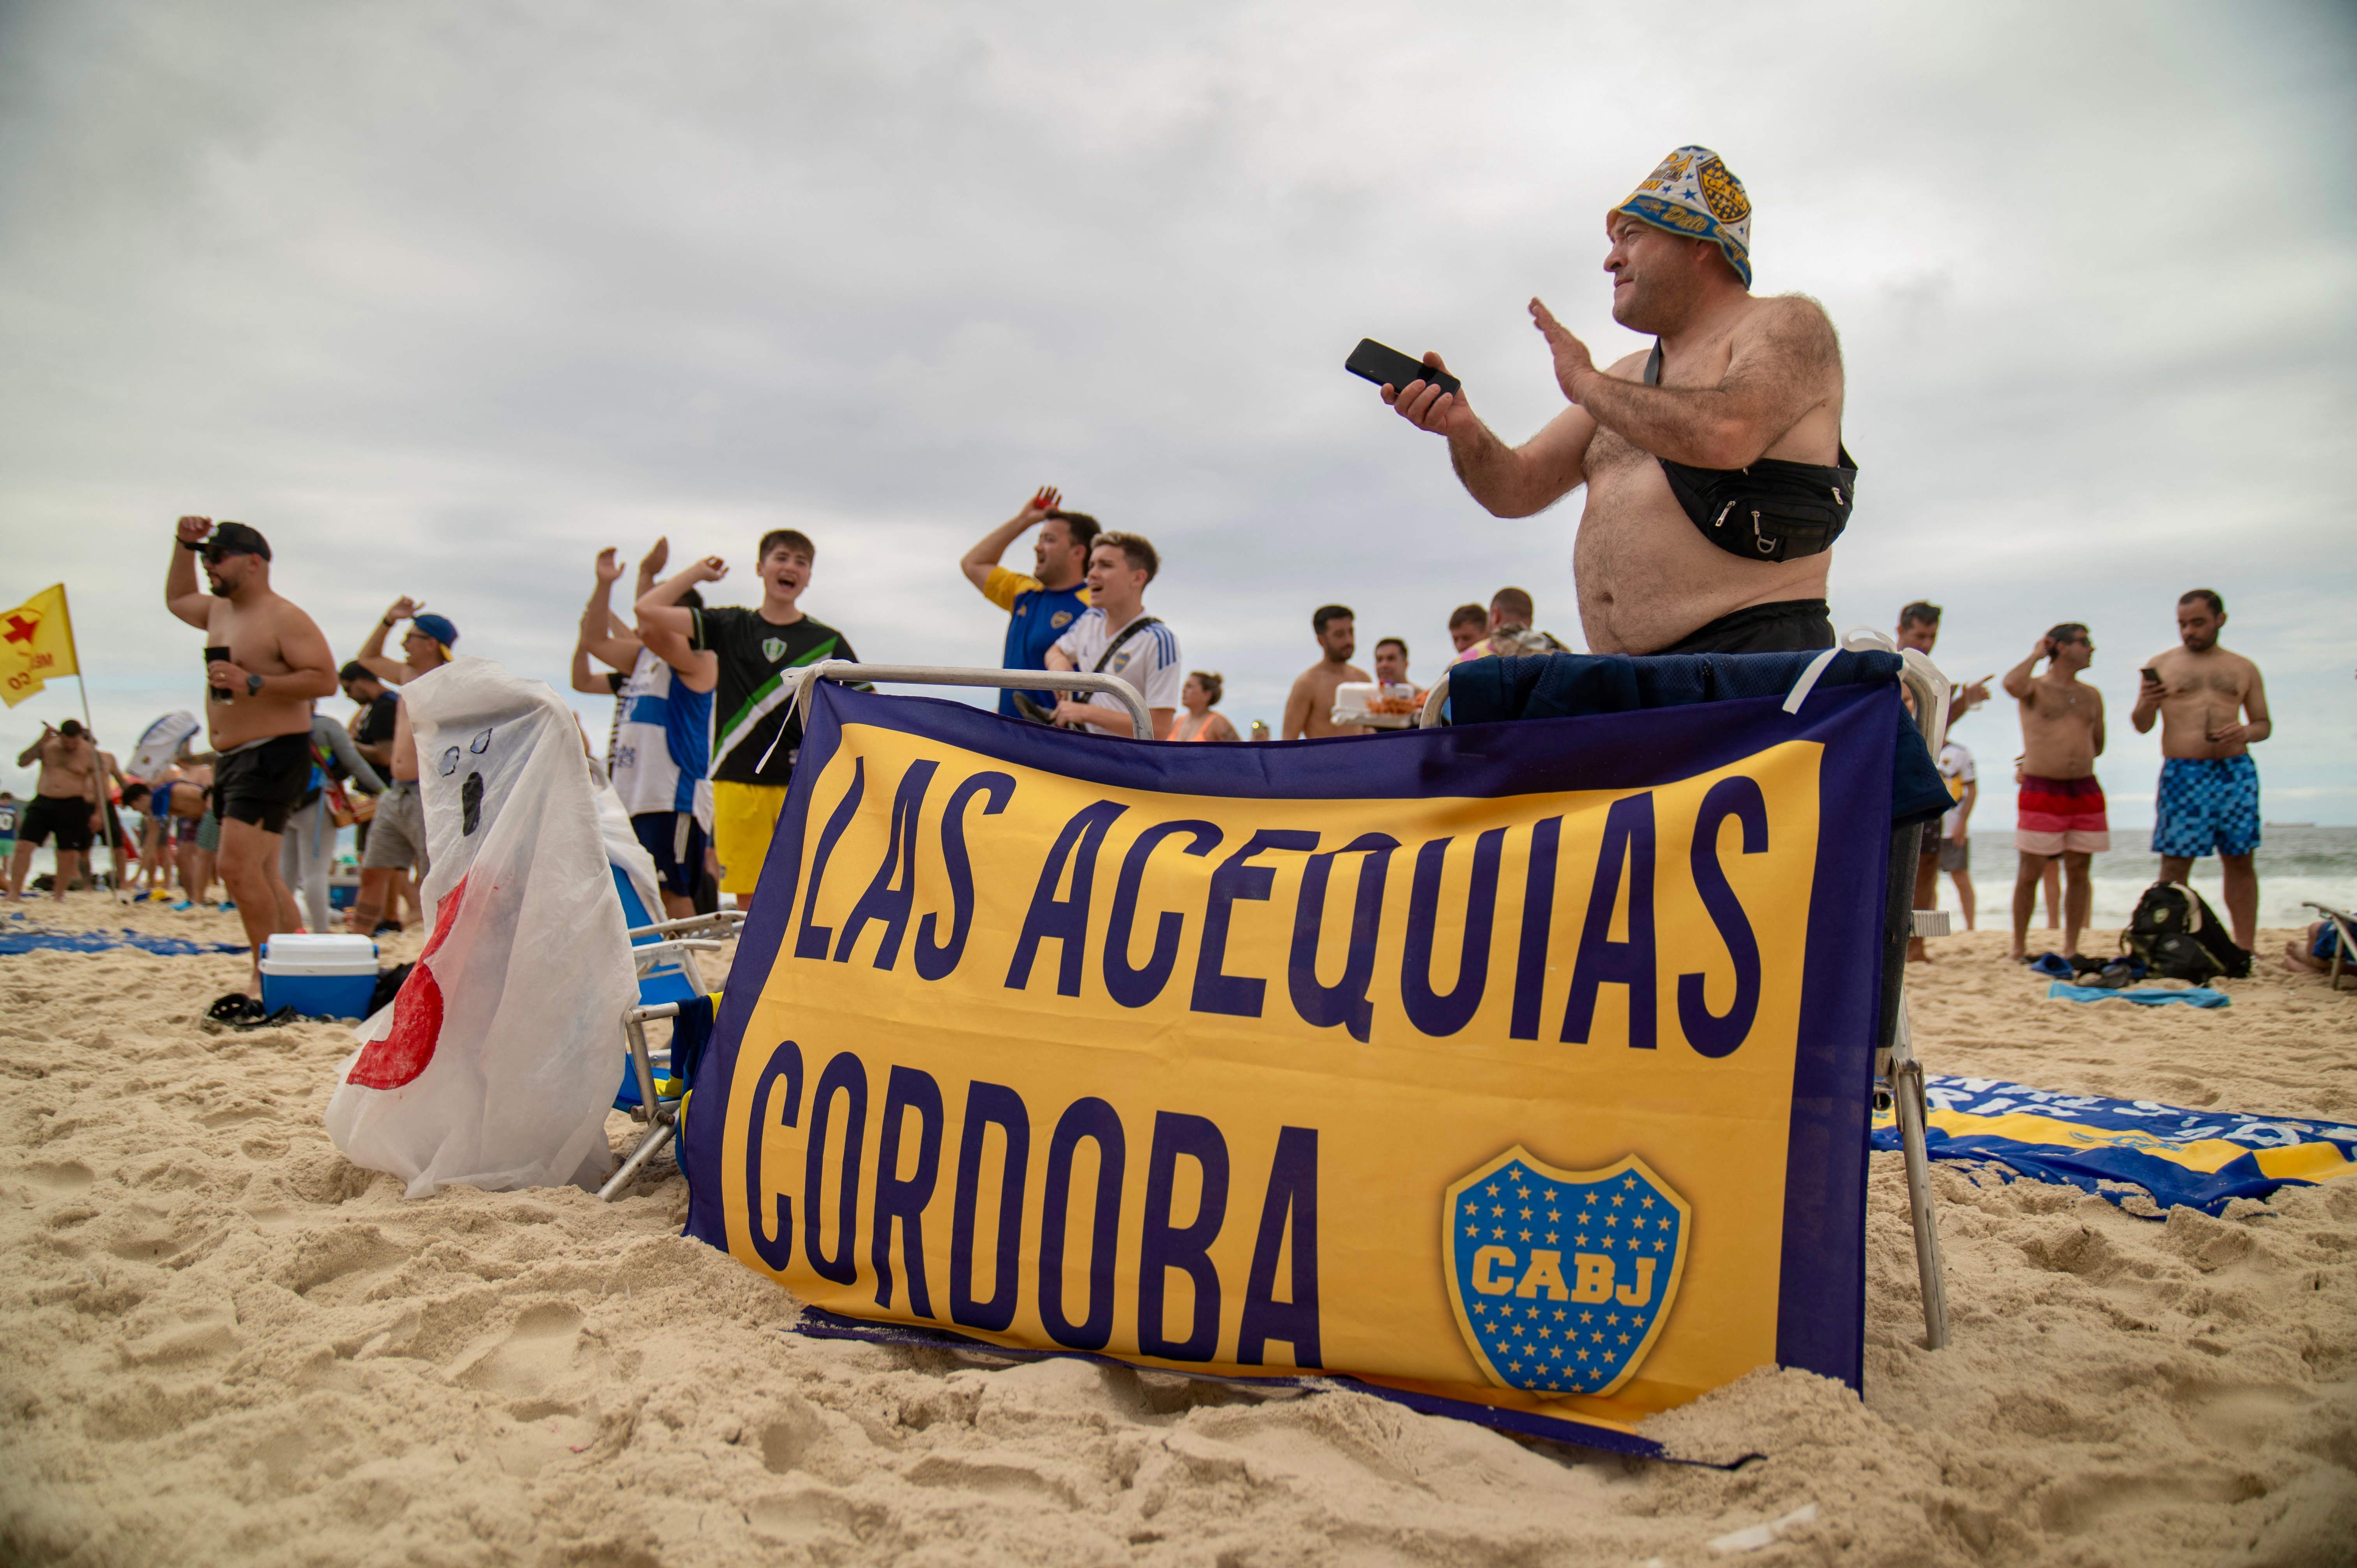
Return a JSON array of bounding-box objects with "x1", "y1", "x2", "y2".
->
[{"x1": 689, "y1": 607, "x2": 858, "y2": 785}]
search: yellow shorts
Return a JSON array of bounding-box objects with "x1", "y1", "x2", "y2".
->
[{"x1": 712, "y1": 780, "x2": 790, "y2": 896}]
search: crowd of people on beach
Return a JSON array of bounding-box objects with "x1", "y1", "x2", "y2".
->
[{"x1": 0, "y1": 143, "x2": 2308, "y2": 995}]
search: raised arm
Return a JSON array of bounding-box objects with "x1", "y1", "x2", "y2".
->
[
  {"x1": 18, "y1": 724, "x2": 52, "y2": 768},
  {"x1": 1384, "y1": 352, "x2": 1596, "y2": 519},
  {"x1": 570, "y1": 643, "x2": 617, "y2": 697},
  {"x1": 354, "y1": 595, "x2": 421, "y2": 683},
  {"x1": 576, "y1": 549, "x2": 642, "y2": 673},
  {"x1": 1538, "y1": 295, "x2": 1840, "y2": 470},
  {"x1": 166, "y1": 517, "x2": 214, "y2": 629},
  {"x1": 636, "y1": 559, "x2": 725, "y2": 636},
  {"x1": 2002, "y1": 639, "x2": 2051, "y2": 701},
  {"x1": 962, "y1": 487, "x2": 1058, "y2": 593}
]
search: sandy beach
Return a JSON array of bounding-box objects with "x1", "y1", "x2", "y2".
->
[{"x1": 3, "y1": 897, "x2": 2353, "y2": 1567}]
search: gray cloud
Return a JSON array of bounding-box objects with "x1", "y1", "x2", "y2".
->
[{"x1": 2, "y1": 0, "x2": 2352, "y2": 820}]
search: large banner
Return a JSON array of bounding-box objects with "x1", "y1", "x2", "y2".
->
[{"x1": 683, "y1": 677, "x2": 1899, "y2": 1453}]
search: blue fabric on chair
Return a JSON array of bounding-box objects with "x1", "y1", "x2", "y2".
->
[{"x1": 1447, "y1": 650, "x2": 1951, "y2": 826}]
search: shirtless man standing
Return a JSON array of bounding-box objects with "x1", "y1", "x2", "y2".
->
[
  {"x1": 165, "y1": 519, "x2": 337, "y2": 992},
  {"x1": 7, "y1": 720, "x2": 102, "y2": 901},
  {"x1": 2132, "y1": 589, "x2": 2270, "y2": 952},
  {"x1": 2002, "y1": 625, "x2": 2107, "y2": 960},
  {"x1": 1383, "y1": 147, "x2": 1850, "y2": 655},
  {"x1": 1283, "y1": 605, "x2": 1372, "y2": 739}
]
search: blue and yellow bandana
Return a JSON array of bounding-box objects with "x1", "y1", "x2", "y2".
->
[{"x1": 1610, "y1": 146, "x2": 1752, "y2": 288}]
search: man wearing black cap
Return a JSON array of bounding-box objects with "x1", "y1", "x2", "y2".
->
[
  {"x1": 165, "y1": 517, "x2": 338, "y2": 994},
  {"x1": 354, "y1": 596, "x2": 458, "y2": 686}
]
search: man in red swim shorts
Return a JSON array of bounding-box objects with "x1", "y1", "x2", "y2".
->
[{"x1": 2002, "y1": 624, "x2": 2107, "y2": 960}]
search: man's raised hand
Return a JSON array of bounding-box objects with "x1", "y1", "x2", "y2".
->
[
  {"x1": 640, "y1": 536, "x2": 670, "y2": 579},
  {"x1": 386, "y1": 595, "x2": 423, "y2": 623},
  {"x1": 1530, "y1": 299, "x2": 1597, "y2": 404},
  {"x1": 177, "y1": 516, "x2": 212, "y2": 546},
  {"x1": 594, "y1": 548, "x2": 624, "y2": 584},
  {"x1": 1021, "y1": 486, "x2": 1061, "y2": 525},
  {"x1": 1381, "y1": 351, "x2": 1470, "y2": 435},
  {"x1": 688, "y1": 556, "x2": 728, "y2": 584}
]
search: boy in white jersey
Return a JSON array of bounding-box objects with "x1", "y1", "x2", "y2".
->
[
  {"x1": 615, "y1": 569, "x2": 717, "y2": 920},
  {"x1": 1045, "y1": 533, "x2": 1180, "y2": 739}
]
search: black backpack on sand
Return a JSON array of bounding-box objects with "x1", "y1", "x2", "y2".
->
[{"x1": 2124, "y1": 881, "x2": 2251, "y2": 982}]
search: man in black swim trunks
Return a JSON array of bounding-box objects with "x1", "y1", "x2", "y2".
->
[
  {"x1": 8, "y1": 720, "x2": 103, "y2": 901},
  {"x1": 165, "y1": 518, "x2": 338, "y2": 994},
  {"x1": 1381, "y1": 146, "x2": 1849, "y2": 655}
]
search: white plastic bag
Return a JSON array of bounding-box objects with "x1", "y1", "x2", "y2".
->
[{"x1": 325, "y1": 658, "x2": 634, "y2": 1197}]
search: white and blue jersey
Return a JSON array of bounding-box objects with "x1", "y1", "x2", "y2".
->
[{"x1": 611, "y1": 648, "x2": 714, "y2": 828}]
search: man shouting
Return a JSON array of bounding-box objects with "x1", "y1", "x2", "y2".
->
[{"x1": 1382, "y1": 147, "x2": 1852, "y2": 656}]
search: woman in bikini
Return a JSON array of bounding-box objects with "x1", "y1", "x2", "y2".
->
[{"x1": 1168, "y1": 671, "x2": 1239, "y2": 743}]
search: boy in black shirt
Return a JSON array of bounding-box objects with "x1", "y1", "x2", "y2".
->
[{"x1": 637, "y1": 528, "x2": 858, "y2": 899}]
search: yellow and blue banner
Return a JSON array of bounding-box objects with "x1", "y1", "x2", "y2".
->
[
  {"x1": 1871, "y1": 1075, "x2": 2357, "y2": 1216},
  {"x1": 682, "y1": 676, "x2": 1903, "y2": 1454}
]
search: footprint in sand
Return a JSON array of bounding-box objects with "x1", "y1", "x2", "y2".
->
[
  {"x1": 21, "y1": 1161, "x2": 95, "y2": 1194},
  {"x1": 456, "y1": 1302, "x2": 584, "y2": 1397}
]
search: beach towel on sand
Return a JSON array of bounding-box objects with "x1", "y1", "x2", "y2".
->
[
  {"x1": 325, "y1": 658, "x2": 634, "y2": 1197},
  {"x1": 1872, "y1": 1074, "x2": 2356, "y2": 1216},
  {"x1": 2047, "y1": 981, "x2": 2230, "y2": 1008}
]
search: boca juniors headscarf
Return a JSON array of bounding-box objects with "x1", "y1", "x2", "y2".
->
[{"x1": 1610, "y1": 146, "x2": 1753, "y2": 288}]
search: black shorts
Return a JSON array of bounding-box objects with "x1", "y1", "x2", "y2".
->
[
  {"x1": 632, "y1": 811, "x2": 709, "y2": 900},
  {"x1": 1654, "y1": 599, "x2": 1836, "y2": 655},
  {"x1": 19, "y1": 794, "x2": 94, "y2": 853},
  {"x1": 214, "y1": 733, "x2": 314, "y2": 835}
]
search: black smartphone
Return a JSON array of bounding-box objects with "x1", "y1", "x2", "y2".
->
[
  {"x1": 2140, "y1": 666, "x2": 2163, "y2": 686},
  {"x1": 1346, "y1": 338, "x2": 1460, "y2": 398},
  {"x1": 205, "y1": 645, "x2": 231, "y2": 702}
]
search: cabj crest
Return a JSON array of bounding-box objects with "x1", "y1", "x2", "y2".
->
[{"x1": 1442, "y1": 1148, "x2": 1690, "y2": 1397}]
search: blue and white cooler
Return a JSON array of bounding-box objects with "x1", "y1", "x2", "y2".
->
[{"x1": 259, "y1": 934, "x2": 380, "y2": 1019}]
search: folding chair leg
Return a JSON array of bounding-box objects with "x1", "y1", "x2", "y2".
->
[
  {"x1": 1891, "y1": 1000, "x2": 1951, "y2": 1349},
  {"x1": 598, "y1": 1120, "x2": 676, "y2": 1202}
]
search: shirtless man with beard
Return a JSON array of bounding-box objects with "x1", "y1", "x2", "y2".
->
[
  {"x1": 2133, "y1": 588, "x2": 2270, "y2": 952},
  {"x1": 165, "y1": 518, "x2": 337, "y2": 994},
  {"x1": 1382, "y1": 147, "x2": 1851, "y2": 656}
]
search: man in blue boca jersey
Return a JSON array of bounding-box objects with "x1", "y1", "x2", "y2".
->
[{"x1": 959, "y1": 485, "x2": 1096, "y2": 719}]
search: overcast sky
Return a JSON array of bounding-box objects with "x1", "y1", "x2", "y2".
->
[{"x1": 2, "y1": 0, "x2": 2352, "y2": 825}]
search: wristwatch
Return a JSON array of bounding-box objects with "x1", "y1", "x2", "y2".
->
[
  {"x1": 245, "y1": 673, "x2": 264, "y2": 697},
  {"x1": 180, "y1": 537, "x2": 206, "y2": 551}
]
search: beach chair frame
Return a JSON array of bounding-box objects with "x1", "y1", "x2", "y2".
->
[
  {"x1": 599, "y1": 909, "x2": 743, "y2": 1201},
  {"x1": 2302, "y1": 902, "x2": 2357, "y2": 992},
  {"x1": 1415, "y1": 637, "x2": 1956, "y2": 1349}
]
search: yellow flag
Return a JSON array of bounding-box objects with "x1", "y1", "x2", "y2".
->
[{"x1": 0, "y1": 584, "x2": 76, "y2": 708}]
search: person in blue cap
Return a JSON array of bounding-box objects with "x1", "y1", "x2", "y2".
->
[
  {"x1": 355, "y1": 595, "x2": 458, "y2": 686},
  {"x1": 1376, "y1": 146, "x2": 1855, "y2": 658}
]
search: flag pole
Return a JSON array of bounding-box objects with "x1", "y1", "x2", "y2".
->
[{"x1": 58, "y1": 587, "x2": 129, "y2": 904}]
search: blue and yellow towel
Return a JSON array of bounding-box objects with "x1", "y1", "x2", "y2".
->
[{"x1": 1872, "y1": 1074, "x2": 2356, "y2": 1216}]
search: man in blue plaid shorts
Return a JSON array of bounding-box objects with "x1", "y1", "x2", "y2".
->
[{"x1": 2131, "y1": 589, "x2": 2270, "y2": 952}]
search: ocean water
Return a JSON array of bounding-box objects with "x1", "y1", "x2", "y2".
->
[{"x1": 1940, "y1": 824, "x2": 2357, "y2": 931}]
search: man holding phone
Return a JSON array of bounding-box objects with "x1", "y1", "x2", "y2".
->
[
  {"x1": 1379, "y1": 147, "x2": 1850, "y2": 656},
  {"x1": 164, "y1": 517, "x2": 337, "y2": 996},
  {"x1": 2132, "y1": 589, "x2": 2270, "y2": 952}
]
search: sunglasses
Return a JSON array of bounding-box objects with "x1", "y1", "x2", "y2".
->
[{"x1": 202, "y1": 545, "x2": 254, "y2": 565}]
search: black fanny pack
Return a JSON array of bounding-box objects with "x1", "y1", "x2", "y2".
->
[{"x1": 1646, "y1": 342, "x2": 1857, "y2": 563}]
